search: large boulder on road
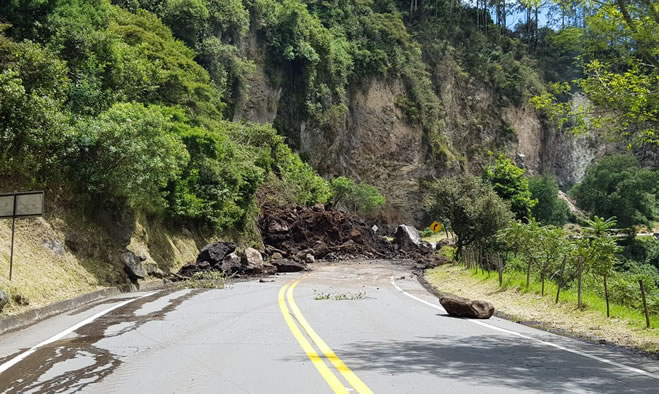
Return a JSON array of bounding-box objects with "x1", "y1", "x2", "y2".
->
[
  {"x1": 439, "y1": 294, "x2": 494, "y2": 319},
  {"x1": 393, "y1": 225, "x2": 432, "y2": 253},
  {"x1": 197, "y1": 242, "x2": 236, "y2": 266},
  {"x1": 272, "y1": 259, "x2": 307, "y2": 272}
]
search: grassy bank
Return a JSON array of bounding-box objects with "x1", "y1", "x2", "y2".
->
[
  {"x1": 0, "y1": 209, "x2": 201, "y2": 316},
  {"x1": 425, "y1": 264, "x2": 659, "y2": 355}
]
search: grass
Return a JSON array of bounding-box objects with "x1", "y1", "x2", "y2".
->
[
  {"x1": 426, "y1": 264, "x2": 659, "y2": 355},
  {"x1": 313, "y1": 290, "x2": 367, "y2": 301},
  {"x1": 0, "y1": 215, "x2": 108, "y2": 316},
  {"x1": 421, "y1": 231, "x2": 450, "y2": 244},
  {"x1": 178, "y1": 271, "x2": 229, "y2": 289}
]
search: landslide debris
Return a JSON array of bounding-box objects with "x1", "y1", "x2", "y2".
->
[
  {"x1": 173, "y1": 205, "x2": 445, "y2": 280},
  {"x1": 259, "y1": 204, "x2": 393, "y2": 261}
]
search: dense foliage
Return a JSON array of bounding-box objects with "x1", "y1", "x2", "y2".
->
[
  {"x1": 483, "y1": 155, "x2": 537, "y2": 221},
  {"x1": 425, "y1": 175, "x2": 514, "y2": 257},
  {"x1": 570, "y1": 155, "x2": 658, "y2": 229},
  {"x1": 328, "y1": 176, "x2": 386, "y2": 215},
  {"x1": 528, "y1": 174, "x2": 571, "y2": 225},
  {"x1": 0, "y1": 0, "x2": 329, "y2": 233},
  {"x1": 530, "y1": 0, "x2": 659, "y2": 146}
]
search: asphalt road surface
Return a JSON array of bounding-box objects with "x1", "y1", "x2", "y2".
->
[{"x1": 1, "y1": 261, "x2": 658, "y2": 393}]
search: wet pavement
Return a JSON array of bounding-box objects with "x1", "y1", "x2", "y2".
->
[{"x1": 0, "y1": 260, "x2": 658, "y2": 393}]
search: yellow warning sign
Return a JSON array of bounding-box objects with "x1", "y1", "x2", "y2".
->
[{"x1": 430, "y1": 221, "x2": 442, "y2": 233}]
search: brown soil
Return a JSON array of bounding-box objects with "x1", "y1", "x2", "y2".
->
[{"x1": 259, "y1": 204, "x2": 407, "y2": 261}]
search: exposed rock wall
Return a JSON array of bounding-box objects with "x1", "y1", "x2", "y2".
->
[
  {"x1": 300, "y1": 79, "x2": 433, "y2": 224},
  {"x1": 234, "y1": 31, "x2": 636, "y2": 225}
]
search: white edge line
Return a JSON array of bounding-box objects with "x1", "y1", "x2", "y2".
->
[
  {"x1": 390, "y1": 276, "x2": 659, "y2": 380},
  {"x1": 0, "y1": 291, "x2": 157, "y2": 375}
]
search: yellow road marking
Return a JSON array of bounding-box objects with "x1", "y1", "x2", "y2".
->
[
  {"x1": 287, "y1": 281, "x2": 374, "y2": 394},
  {"x1": 278, "y1": 283, "x2": 349, "y2": 393}
]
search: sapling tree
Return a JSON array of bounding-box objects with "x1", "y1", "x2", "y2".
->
[
  {"x1": 499, "y1": 218, "x2": 542, "y2": 289},
  {"x1": 535, "y1": 226, "x2": 569, "y2": 296},
  {"x1": 573, "y1": 216, "x2": 619, "y2": 309},
  {"x1": 585, "y1": 216, "x2": 619, "y2": 316}
]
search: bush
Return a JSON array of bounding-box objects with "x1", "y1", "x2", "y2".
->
[
  {"x1": 571, "y1": 154, "x2": 658, "y2": 229},
  {"x1": 329, "y1": 176, "x2": 386, "y2": 215},
  {"x1": 483, "y1": 155, "x2": 537, "y2": 221},
  {"x1": 71, "y1": 103, "x2": 189, "y2": 211},
  {"x1": 528, "y1": 174, "x2": 571, "y2": 225}
]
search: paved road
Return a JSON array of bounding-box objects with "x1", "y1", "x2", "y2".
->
[{"x1": 1, "y1": 261, "x2": 658, "y2": 393}]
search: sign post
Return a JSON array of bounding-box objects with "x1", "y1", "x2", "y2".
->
[{"x1": 1, "y1": 191, "x2": 44, "y2": 280}]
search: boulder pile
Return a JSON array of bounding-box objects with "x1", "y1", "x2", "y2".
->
[
  {"x1": 259, "y1": 204, "x2": 396, "y2": 261},
  {"x1": 173, "y1": 205, "x2": 444, "y2": 280},
  {"x1": 177, "y1": 243, "x2": 281, "y2": 278}
]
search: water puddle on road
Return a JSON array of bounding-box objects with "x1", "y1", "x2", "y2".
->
[{"x1": 0, "y1": 289, "x2": 204, "y2": 393}]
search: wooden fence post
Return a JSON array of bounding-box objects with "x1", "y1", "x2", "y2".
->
[{"x1": 639, "y1": 280, "x2": 651, "y2": 329}]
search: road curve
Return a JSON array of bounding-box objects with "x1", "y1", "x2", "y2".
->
[{"x1": 0, "y1": 260, "x2": 658, "y2": 393}]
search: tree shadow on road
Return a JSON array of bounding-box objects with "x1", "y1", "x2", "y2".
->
[{"x1": 293, "y1": 335, "x2": 656, "y2": 392}]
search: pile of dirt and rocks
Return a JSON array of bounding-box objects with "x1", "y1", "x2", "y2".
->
[
  {"x1": 173, "y1": 205, "x2": 445, "y2": 279},
  {"x1": 259, "y1": 204, "x2": 385, "y2": 260},
  {"x1": 175, "y1": 242, "x2": 285, "y2": 279}
]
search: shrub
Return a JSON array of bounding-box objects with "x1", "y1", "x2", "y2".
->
[
  {"x1": 528, "y1": 174, "x2": 571, "y2": 225},
  {"x1": 71, "y1": 103, "x2": 189, "y2": 211},
  {"x1": 571, "y1": 154, "x2": 658, "y2": 229},
  {"x1": 329, "y1": 176, "x2": 386, "y2": 215}
]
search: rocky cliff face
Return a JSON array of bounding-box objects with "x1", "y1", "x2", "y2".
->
[{"x1": 233, "y1": 33, "x2": 618, "y2": 225}]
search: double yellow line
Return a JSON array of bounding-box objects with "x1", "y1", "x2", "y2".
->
[{"x1": 279, "y1": 278, "x2": 373, "y2": 394}]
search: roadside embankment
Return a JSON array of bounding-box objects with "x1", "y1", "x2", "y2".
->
[
  {"x1": 0, "y1": 206, "x2": 202, "y2": 316},
  {"x1": 425, "y1": 264, "x2": 659, "y2": 356}
]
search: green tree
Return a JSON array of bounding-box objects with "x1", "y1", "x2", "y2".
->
[
  {"x1": 71, "y1": 103, "x2": 189, "y2": 211},
  {"x1": 535, "y1": 225, "x2": 570, "y2": 296},
  {"x1": 426, "y1": 176, "x2": 514, "y2": 258},
  {"x1": 483, "y1": 155, "x2": 538, "y2": 221},
  {"x1": 499, "y1": 219, "x2": 541, "y2": 289},
  {"x1": 532, "y1": 0, "x2": 659, "y2": 146},
  {"x1": 0, "y1": 33, "x2": 71, "y2": 179},
  {"x1": 329, "y1": 176, "x2": 386, "y2": 215},
  {"x1": 573, "y1": 216, "x2": 619, "y2": 309},
  {"x1": 571, "y1": 155, "x2": 658, "y2": 229},
  {"x1": 528, "y1": 174, "x2": 571, "y2": 225}
]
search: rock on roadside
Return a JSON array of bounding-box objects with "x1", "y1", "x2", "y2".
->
[
  {"x1": 271, "y1": 259, "x2": 307, "y2": 272},
  {"x1": 0, "y1": 289, "x2": 8, "y2": 312},
  {"x1": 197, "y1": 242, "x2": 236, "y2": 266},
  {"x1": 121, "y1": 251, "x2": 147, "y2": 281},
  {"x1": 393, "y1": 225, "x2": 432, "y2": 253},
  {"x1": 439, "y1": 294, "x2": 495, "y2": 319}
]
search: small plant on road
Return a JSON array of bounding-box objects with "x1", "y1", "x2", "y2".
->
[
  {"x1": 179, "y1": 271, "x2": 229, "y2": 289},
  {"x1": 313, "y1": 290, "x2": 331, "y2": 300},
  {"x1": 313, "y1": 290, "x2": 366, "y2": 300}
]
